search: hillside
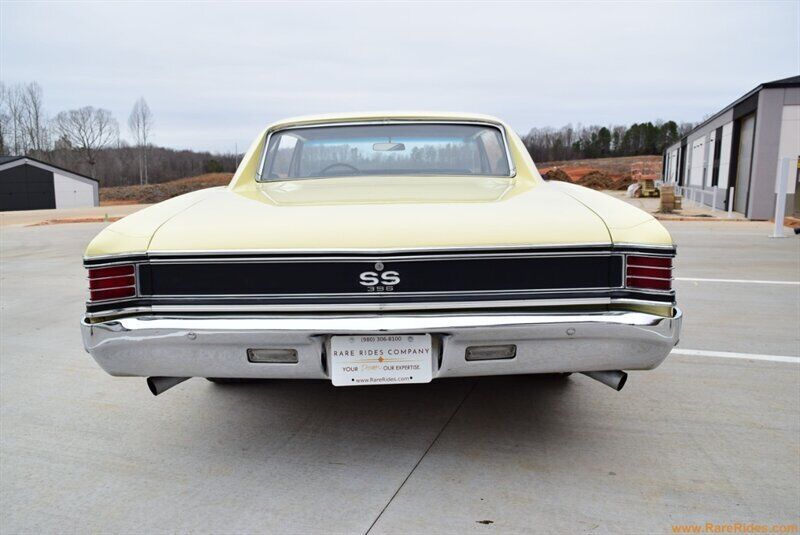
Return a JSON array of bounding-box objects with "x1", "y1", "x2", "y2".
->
[
  {"x1": 100, "y1": 173, "x2": 233, "y2": 205},
  {"x1": 535, "y1": 155, "x2": 662, "y2": 190},
  {"x1": 536, "y1": 155, "x2": 662, "y2": 180}
]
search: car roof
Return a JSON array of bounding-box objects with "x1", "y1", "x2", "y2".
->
[{"x1": 265, "y1": 111, "x2": 507, "y2": 131}]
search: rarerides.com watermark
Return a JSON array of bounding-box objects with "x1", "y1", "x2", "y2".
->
[{"x1": 672, "y1": 523, "x2": 798, "y2": 533}]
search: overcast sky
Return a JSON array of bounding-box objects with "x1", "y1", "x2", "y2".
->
[{"x1": 2, "y1": 1, "x2": 798, "y2": 153}]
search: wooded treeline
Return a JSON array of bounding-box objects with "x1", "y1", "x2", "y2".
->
[
  {"x1": 0, "y1": 81, "x2": 239, "y2": 186},
  {"x1": 44, "y1": 146, "x2": 240, "y2": 187},
  {"x1": 521, "y1": 121, "x2": 695, "y2": 162}
]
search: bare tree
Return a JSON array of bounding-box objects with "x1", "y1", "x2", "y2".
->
[
  {"x1": 0, "y1": 82, "x2": 9, "y2": 155},
  {"x1": 3, "y1": 84, "x2": 27, "y2": 155},
  {"x1": 0, "y1": 82, "x2": 49, "y2": 155},
  {"x1": 128, "y1": 97, "x2": 153, "y2": 184},
  {"x1": 53, "y1": 106, "x2": 119, "y2": 179},
  {"x1": 21, "y1": 82, "x2": 48, "y2": 152}
]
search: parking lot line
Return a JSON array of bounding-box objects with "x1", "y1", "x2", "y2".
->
[
  {"x1": 365, "y1": 380, "x2": 477, "y2": 534},
  {"x1": 672, "y1": 348, "x2": 800, "y2": 364},
  {"x1": 676, "y1": 277, "x2": 800, "y2": 285}
]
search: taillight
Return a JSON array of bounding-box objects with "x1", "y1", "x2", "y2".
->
[
  {"x1": 87, "y1": 264, "x2": 136, "y2": 301},
  {"x1": 626, "y1": 255, "x2": 672, "y2": 291}
]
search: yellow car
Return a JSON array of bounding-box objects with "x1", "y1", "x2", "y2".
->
[{"x1": 81, "y1": 112, "x2": 681, "y2": 395}]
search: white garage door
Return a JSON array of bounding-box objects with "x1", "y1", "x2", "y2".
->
[
  {"x1": 53, "y1": 172, "x2": 95, "y2": 208},
  {"x1": 689, "y1": 137, "x2": 706, "y2": 187}
]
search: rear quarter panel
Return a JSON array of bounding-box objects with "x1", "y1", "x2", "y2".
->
[
  {"x1": 84, "y1": 188, "x2": 221, "y2": 258},
  {"x1": 548, "y1": 181, "x2": 673, "y2": 245}
]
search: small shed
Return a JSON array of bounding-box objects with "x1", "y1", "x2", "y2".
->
[{"x1": 0, "y1": 156, "x2": 99, "y2": 211}]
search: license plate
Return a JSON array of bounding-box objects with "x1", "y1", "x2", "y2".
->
[{"x1": 330, "y1": 334, "x2": 433, "y2": 386}]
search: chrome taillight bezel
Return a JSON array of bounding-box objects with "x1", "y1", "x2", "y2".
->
[
  {"x1": 87, "y1": 264, "x2": 137, "y2": 302},
  {"x1": 625, "y1": 254, "x2": 673, "y2": 292}
]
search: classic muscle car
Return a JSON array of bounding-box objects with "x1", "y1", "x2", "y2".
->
[{"x1": 81, "y1": 112, "x2": 681, "y2": 396}]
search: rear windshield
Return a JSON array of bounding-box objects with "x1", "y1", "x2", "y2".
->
[{"x1": 259, "y1": 123, "x2": 511, "y2": 181}]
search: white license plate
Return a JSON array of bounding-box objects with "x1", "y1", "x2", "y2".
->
[{"x1": 330, "y1": 334, "x2": 433, "y2": 386}]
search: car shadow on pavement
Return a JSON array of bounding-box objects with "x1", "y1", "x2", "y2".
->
[{"x1": 178, "y1": 374, "x2": 583, "y2": 468}]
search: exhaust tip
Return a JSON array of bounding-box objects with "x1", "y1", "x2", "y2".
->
[
  {"x1": 147, "y1": 376, "x2": 189, "y2": 396},
  {"x1": 581, "y1": 370, "x2": 628, "y2": 391},
  {"x1": 146, "y1": 377, "x2": 158, "y2": 396},
  {"x1": 615, "y1": 372, "x2": 628, "y2": 391}
]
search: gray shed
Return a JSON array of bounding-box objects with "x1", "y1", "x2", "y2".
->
[
  {"x1": 662, "y1": 75, "x2": 800, "y2": 219},
  {"x1": 0, "y1": 156, "x2": 99, "y2": 211}
]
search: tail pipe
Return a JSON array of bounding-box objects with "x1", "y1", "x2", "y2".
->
[
  {"x1": 581, "y1": 370, "x2": 628, "y2": 391},
  {"x1": 147, "y1": 376, "x2": 190, "y2": 396}
]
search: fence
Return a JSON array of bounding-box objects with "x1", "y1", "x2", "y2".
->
[{"x1": 675, "y1": 185, "x2": 737, "y2": 218}]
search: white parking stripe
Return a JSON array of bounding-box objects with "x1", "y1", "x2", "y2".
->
[
  {"x1": 675, "y1": 277, "x2": 800, "y2": 285},
  {"x1": 672, "y1": 348, "x2": 800, "y2": 364}
]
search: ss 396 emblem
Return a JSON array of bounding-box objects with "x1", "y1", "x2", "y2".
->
[{"x1": 359, "y1": 262, "x2": 400, "y2": 292}]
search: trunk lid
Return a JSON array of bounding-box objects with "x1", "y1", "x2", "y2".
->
[{"x1": 146, "y1": 177, "x2": 612, "y2": 252}]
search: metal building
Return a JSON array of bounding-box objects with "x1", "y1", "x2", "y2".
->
[
  {"x1": 662, "y1": 75, "x2": 799, "y2": 219},
  {"x1": 0, "y1": 156, "x2": 99, "y2": 211}
]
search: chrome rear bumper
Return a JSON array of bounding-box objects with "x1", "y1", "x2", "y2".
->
[{"x1": 81, "y1": 309, "x2": 681, "y2": 379}]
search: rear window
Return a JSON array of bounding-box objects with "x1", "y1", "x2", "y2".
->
[{"x1": 259, "y1": 122, "x2": 511, "y2": 181}]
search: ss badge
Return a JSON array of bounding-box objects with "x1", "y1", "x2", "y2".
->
[{"x1": 359, "y1": 262, "x2": 400, "y2": 292}]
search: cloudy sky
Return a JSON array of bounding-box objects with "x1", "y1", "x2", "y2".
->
[{"x1": 2, "y1": 1, "x2": 798, "y2": 153}]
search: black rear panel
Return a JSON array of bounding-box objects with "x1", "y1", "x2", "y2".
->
[
  {"x1": 84, "y1": 245, "x2": 676, "y2": 314},
  {"x1": 139, "y1": 255, "x2": 621, "y2": 296}
]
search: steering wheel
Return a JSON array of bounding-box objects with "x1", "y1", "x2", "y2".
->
[{"x1": 320, "y1": 162, "x2": 359, "y2": 175}]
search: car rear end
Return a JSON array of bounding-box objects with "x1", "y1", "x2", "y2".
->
[
  {"x1": 81, "y1": 244, "x2": 681, "y2": 389},
  {"x1": 80, "y1": 114, "x2": 681, "y2": 394}
]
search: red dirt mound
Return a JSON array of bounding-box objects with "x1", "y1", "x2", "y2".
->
[
  {"x1": 543, "y1": 168, "x2": 573, "y2": 182},
  {"x1": 100, "y1": 173, "x2": 233, "y2": 205},
  {"x1": 577, "y1": 171, "x2": 615, "y2": 190}
]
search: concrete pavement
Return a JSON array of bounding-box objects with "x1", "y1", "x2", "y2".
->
[
  {"x1": 605, "y1": 190, "x2": 749, "y2": 221},
  {"x1": 0, "y1": 220, "x2": 798, "y2": 533},
  {"x1": 0, "y1": 204, "x2": 149, "y2": 227}
]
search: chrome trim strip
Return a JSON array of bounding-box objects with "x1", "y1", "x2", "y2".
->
[
  {"x1": 136, "y1": 287, "x2": 623, "y2": 299},
  {"x1": 145, "y1": 251, "x2": 622, "y2": 263},
  {"x1": 622, "y1": 288, "x2": 674, "y2": 296},
  {"x1": 88, "y1": 288, "x2": 137, "y2": 303},
  {"x1": 626, "y1": 264, "x2": 673, "y2": 271},
  {"x1": 83, "y1": 253, "x2": 147, "y2": 264},
  {"x1": 90, "y1": 284, "x2": 137, "y2": 292},
  {"x1": 85, "y1": 297, "x2": 141, "y2": 307},
  {"x1": 84, "y1": 242, "x2": 676, "y2": 263},
  {"x1": 622, "y1": 253, "x2": 627, "y2": 286},
  {"x1": 86, "y1": 274, "x2": 136, "y2": 282},
  {"x1": 255, "y1": 132, "x2": 269, "y2": 181},
  {"x1": 255, "y1": 119, "x2": 517, "y2": 182},
  {"x1": 143, "y1": 243, "x2": 612, "y2": 256},
  {"x1": 84, "y1": 309, "x2": 680, "y2": 332},
  {"x1": 84, "y1": 296, "x2": 676, "y2": 319},
  {"x1": 86, "y1": 306, "x2": 153, "y2": 318},
  {"x1": 149, "y1": 298, "x2": 613, "y2": 313},
  {"x1": 86, "y1": 298, "x2": 611, "y2": 318},
  {"x1": 611, "y1": 298, "x2": 677, "y2": 308},
  {"x1": 616, "y1": 243, "x2": 677, "y2": 251}
]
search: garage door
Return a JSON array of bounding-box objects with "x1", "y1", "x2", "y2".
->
[{"x1": 0, "y1": 164, "x2": 56, "y2": 211}]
